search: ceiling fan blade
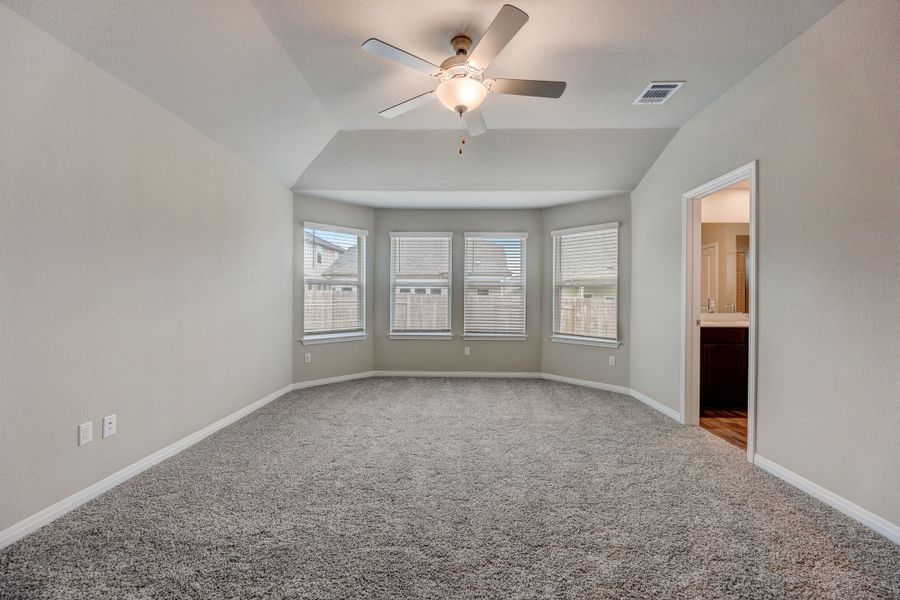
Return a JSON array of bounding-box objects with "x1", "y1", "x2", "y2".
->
[
  {"x1": 362, "y1": 38, "x2": 438, "y2": 75},
  {"x1": 468, "y1": 5, "x2": 529, "y2": 70},
  {"x1": 378, "y1": 90, "x2": 436, "y2": 118},
  {"x1": 487, "y1": 78, "x2": 566, "y2": 98},
  {"x1": 463, "y1": 108, "x2": 488, "y2": 136}
]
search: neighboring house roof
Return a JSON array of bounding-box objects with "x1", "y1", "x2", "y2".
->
[
  {"x1": 323, "y1": 245, "x2": 358, "y2": 277},
  {"x1": 395, "y1": 243, "x2": 450, "y2": 277},
  {"x1": 304, "y1": 230, "x2": 345, "y2": 253},
  {"x1": 468, "y1": 241, "x2": 513, "y2": 279}
]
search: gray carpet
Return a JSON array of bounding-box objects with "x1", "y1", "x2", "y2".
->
[{"x1": 1, "y1": 378, "x2": 898, "y2": 599}]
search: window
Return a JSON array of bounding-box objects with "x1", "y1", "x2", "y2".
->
[
  {"x1": 390, "y1": 233, "x2": 452, "y2": 338},
  {"x1": 551, "y1": 223, "x2": 619, "y2": 347},
  {"x1": 302, "y1": 222, "x2": 366, "y2": 344},
  {"x1": 464, "y1": 233, "x2": 527, "y2": 339}
]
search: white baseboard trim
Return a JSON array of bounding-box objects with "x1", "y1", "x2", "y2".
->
[
  {"x1": 539, "y1": 372, "x2": 631, "y2": 395},
  {"x1": 540, "y1": 373, "x2": 682, "y2": 423},
  {"x1": 754, "y1": 454, "x2": 899, "y2": 545},
  {"x1": 292, "y1": 371, "x2": 375, "y2": 389},
  {"x1": 627, "y1": 387, "x2": 684, "y2": 423},
  {"x1": 372, "y1": 370, "x2": 543, "y2": 379},
  {"x1": 0, "y1": 382, "x2": 296, "y2": 550}
]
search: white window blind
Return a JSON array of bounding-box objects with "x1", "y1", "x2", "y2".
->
[
  {"x1": 390, "y1": 233, "x2": 452, "y2": 336},
  {"x1": 552, "y1": 223, "x2": 618, "y2": 342},
  {"x1": 302, "y1": 222, "x2": 366, "y2": 338},
  {"x1": 464, "y1": 233, "x2": 527, "y2": 337}
]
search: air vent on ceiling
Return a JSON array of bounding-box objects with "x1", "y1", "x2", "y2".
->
[{"x1": 633, "y1": 81, "x2": 685, "y2": 105}]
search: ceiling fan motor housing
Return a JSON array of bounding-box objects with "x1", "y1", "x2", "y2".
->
[{"x1": 451, "y1": 35, "x2": 472, "y2": 56}]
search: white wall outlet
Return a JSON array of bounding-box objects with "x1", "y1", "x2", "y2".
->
[
  {"x1": 609, "y1": 356, "x2": 616, "y2": 367},
  {"x1": 464, "y1": 346, "x2": 471, "y2": 356},
  {"x1": 102, "y1": 414, "x2": 117, "y2": 438},
  {"x1": 304, "y1": 352, "x2": 312, "y2": 364},
  {"x1": 78, "y1": 421, "x2": 93, "y2": 446}
]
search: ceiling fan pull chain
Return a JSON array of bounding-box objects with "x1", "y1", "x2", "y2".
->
[{"x1": 458, "y1": 112, "x2": 466, "y2": 155}]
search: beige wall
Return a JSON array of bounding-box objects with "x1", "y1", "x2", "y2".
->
[
  {"x1": 293, "y1": 194, "x2": 375, "y2": 381},
  {"x1": 541, "y1": 195, "x2": 631, "y2": 387},
  {"x1": 701, "y1": 188, "x2": 750, "y2": 223},
  {"x1": 630, "y1": 0, "x2": 900, "y2": 524},
  {"x1": 372, "y1": 209, "x2": 544, "y2": 373},
  {"x1": 701, "y1": 223, "x2": 749, "y2": 311},
  {"x1": 0, "y1": 6, "x2": 293, "y2": 531}
]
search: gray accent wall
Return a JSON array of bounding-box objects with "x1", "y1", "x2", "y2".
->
[
  {"x1": 541, "y1": 195, "x2": 631, "y2": 388},
  {"x1": 372, "y1": 209, "x2": 544, "y2": 373},
  {"x1": 293, "y1": 199, "x2": 634, "y2": 383},
  {"x1": 629, "y1": 0, "x2": 900, "y2": 524},
  {"x1": 0, "y1": 6, "x2": 293, "y2": 532}
]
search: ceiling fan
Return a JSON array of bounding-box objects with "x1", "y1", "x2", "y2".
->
[{"x1": 361, "y1": 4, "x2": 566, "y2": 136}]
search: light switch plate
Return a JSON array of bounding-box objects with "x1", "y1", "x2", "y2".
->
[
  {"x1": 304, "y1": 353, "x2": 311, "y2": 364},
  {"x1": 609, "y1": 356, "x2": 616, "y2": 366},
  {"x1": 464, "y1": 346, "x2": 471, "y2": 356}
]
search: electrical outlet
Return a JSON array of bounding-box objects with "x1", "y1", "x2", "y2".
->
[
  {"x1": 464, "y1": 346, "x2": 471, "y2": 356},
  {"x1": 78, "y1": 421, "x2": 93, "y2": 446},
  {"x1": 304, "y1": 352, "x2": 311, "y2": 364},
  {"x1": 102, "y1": 414, "x2": 117, "y2": 438},
  {"x1": 609, "y1": 356, "x2": 616, "y2": 367}
]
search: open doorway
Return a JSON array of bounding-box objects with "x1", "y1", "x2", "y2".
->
[{"x1": 681, "y1": 162, "x2": 757, "y2": 461}]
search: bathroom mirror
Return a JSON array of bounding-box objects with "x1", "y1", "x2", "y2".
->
[{"x1": 699, "y1": 184, "x2": 751, "y2": 316}]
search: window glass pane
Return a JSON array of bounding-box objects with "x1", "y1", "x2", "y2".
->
[
  {"x1": 464, "y1": 235, "x2": 526, "y2": 336},
  {"x1": 553, "y1": 226, "x2": 617, "y2": 340},
  {"x1": 390, "y1": 235, "x2": 452, "y2": 334},
  {"x1": 303, "y1": 225, "x2": 365, "y2": 335}
]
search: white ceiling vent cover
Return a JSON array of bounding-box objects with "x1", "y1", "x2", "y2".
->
[{"x1": 633, "y1": 81, "x2": 685, "y2": 105}]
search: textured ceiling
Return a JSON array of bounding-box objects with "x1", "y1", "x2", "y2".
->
[
  {"x1": 3, "y1": 0, "x2": 842, "y2": 206},
  {"x1": 296, "y1": 128, "x2": 677, "y2": 205},
  {"x1": 252, "y1": 0, "x2": 841, "y2": 131}
]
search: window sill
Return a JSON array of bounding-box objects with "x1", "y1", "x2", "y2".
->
[
  {"x1": 300, "y1": 332, "x2": 367, "y2": 345},
  {"x1": 550, "y1": 334, "x2": 621, "y2": 348},
  {"x1": 463, "y1": 335, "x2": 528, "y2": 341},
  {"x1": 388, "y1": 333, "x2": 453, "y2": 341}
]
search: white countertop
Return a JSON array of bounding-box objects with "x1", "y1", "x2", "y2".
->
[
  {"x1": 699, "y1": 313, "x2": 749, "y2": 328},
  {"x1": 700, "y1": 320, "x2": 749, "y2": 328}
]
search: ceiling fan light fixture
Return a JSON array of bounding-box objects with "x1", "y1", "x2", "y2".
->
[{"x1": 435, "y1": 76, "x2": 487, "y2": 114}]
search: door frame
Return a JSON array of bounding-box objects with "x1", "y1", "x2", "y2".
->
[{"x1": 680, "y1": 161, "x2": 758, "y2": 462}]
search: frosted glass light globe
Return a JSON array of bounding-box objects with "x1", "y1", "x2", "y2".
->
[{"x1": 435, "y1": 77, "x2": 487, "y2": 114}]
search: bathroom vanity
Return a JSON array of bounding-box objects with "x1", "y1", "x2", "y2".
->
[{"x1": 699, "y1": 315, "x2": 749, "y2": 409}]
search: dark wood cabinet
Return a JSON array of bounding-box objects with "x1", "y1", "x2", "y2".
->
[{"x1": 700, "y1": 327, "x2": 748, "y2": 410}]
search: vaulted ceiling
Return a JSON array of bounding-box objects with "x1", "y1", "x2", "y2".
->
[{"x1": 3, "y1": 0, "x2": 842, "y2": 207}]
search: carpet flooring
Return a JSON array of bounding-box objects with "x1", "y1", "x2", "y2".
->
[{"x1": 1, "y1": 378, "x2": 898, "y2": 599}]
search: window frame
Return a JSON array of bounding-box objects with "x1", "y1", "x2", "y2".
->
[
  {"x1": 550, "y1": 222, "x2": 621, "y2": 348},
  {"x1": 300, "y1": 221, "x2": 368, "y2": 345},
  {"x1": 463, "y1": 232, "x2": 528, "y2": 341},
  {"x1": 389, "y1": 232, "x2": 454, "y2": 340}
]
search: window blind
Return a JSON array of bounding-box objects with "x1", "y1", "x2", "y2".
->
[
  {"x1": 464, "y1": 233, "x2": 526, "y2": 337},
  {"x1": 552, "y1": 223, "x2": 618, "y2": 341},
  {"x1": 303, "y1": 222, "x2": 366, "y2": 337},
  {"x1": 390, "y1": 233, "x2": 452, "y2": 335}
]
